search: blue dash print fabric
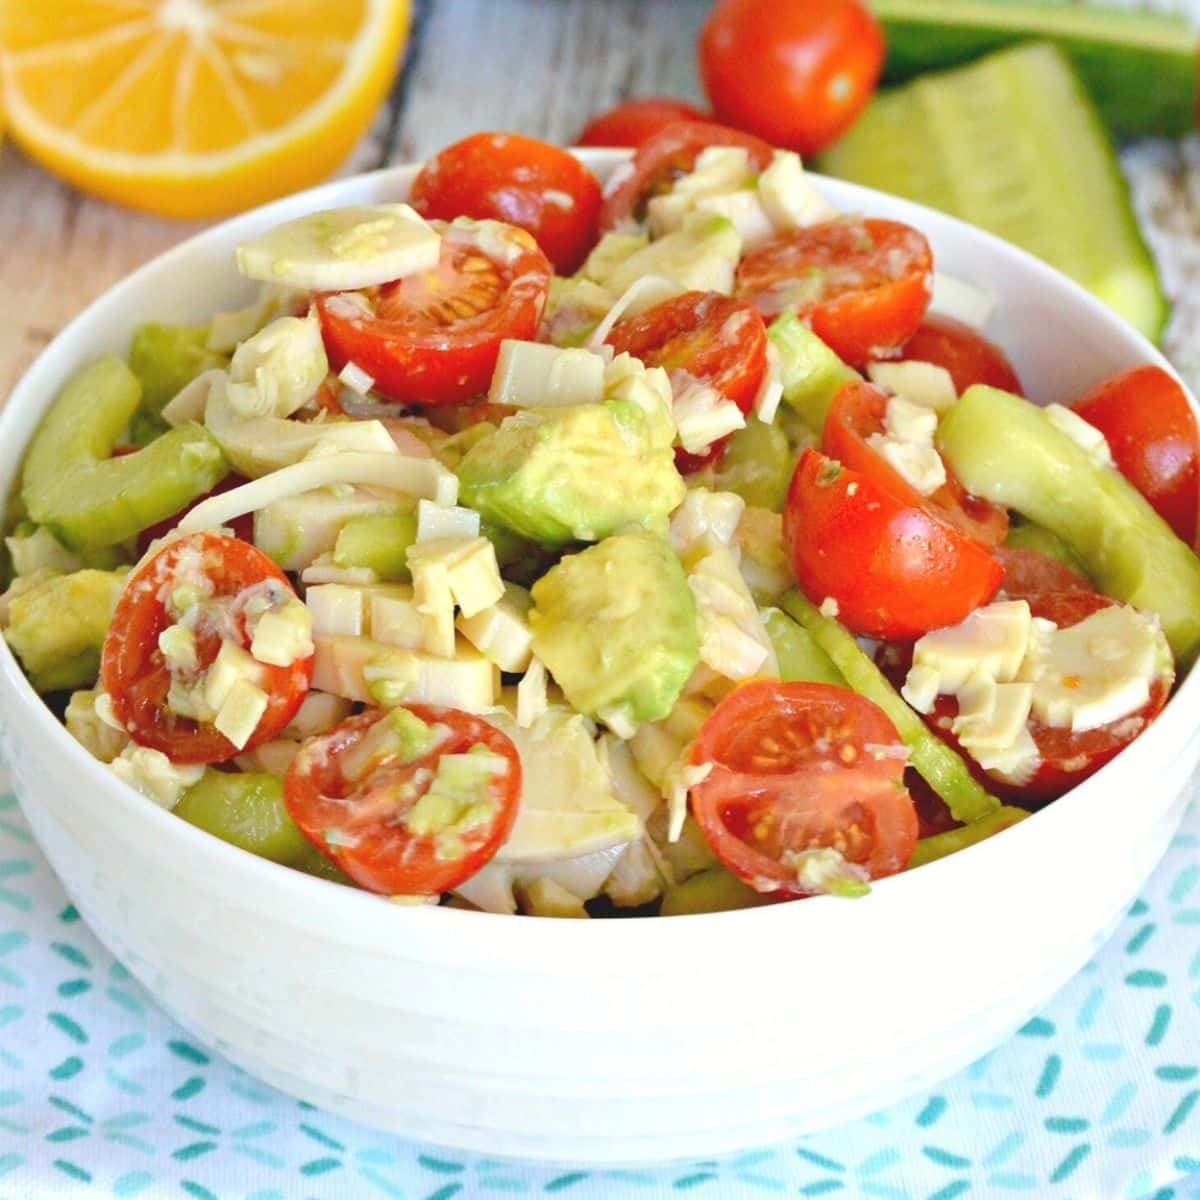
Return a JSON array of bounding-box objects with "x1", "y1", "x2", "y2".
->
[{"x1": 1, "y1": 774, "x2": 1198, "y2": 1200}]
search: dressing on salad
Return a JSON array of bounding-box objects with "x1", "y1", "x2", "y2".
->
[{"x1": 7, "y1": 125, "x2": 1199, "y2": 918}]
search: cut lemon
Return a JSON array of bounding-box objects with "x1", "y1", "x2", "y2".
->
[{"x1": 0, "y1": 0, "x2": 411, "y2": 218}]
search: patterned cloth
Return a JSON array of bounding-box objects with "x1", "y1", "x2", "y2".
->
[{"x1": 0, "y1": 777, "x2": 1198, "y2": 1200}]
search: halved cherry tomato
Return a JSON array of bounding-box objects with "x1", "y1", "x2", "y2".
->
[
  {"x1": 283, "y1": 707, "x2": 521, "y2": 896},
  {"x1": 823, "y1": 379, "x2": 1009, "y2": 546},
  {"x1": 577, "y1": 97, "x2": 712, "y2": 149},
  {"x1": 995, "y1": 546, "x2": 1092, "y2": 599},
  {"x1": 736, "y1": 217, "x2": 933, "y2": 367},
  {"x1": 409, "y1": 132, "x2": 602, "y2": 274},
  {"x1": 783, "y1": 449, "x2": 1003, "y2": 641},
  {"x1": 135, "y1": 473, "x2": 253, "y2": 557},
  {"x1": 699, "y1": 0, "x2": 883, "y2": 156},
  {"x1": 599, "y1": 120, "x2": 773, "y2": 232},
  {"x1": 1071, "y1": 366, "x2": 1200, "y2": 546},
  {"x1": 878, "y1": 590, "x2": 1172, "y2": 804},
  {"x1": 101, "y1": 532, "x2": 312, "y2": 764},
  {"x1": 605, "y1": 291, "x2": 768, "y2": 471},
  {"x1": 690, "y1": 679, "x2": 917, "y2": 896},
  {"x1": 899, "y1": 315, "x2": 1024, "y2": 396},
  {"x1": 316, "y1": 221, "x2": 551, "y2": 406}
]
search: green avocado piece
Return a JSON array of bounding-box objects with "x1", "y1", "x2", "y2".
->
[
  {"x1": 605, "y1": 213, "x2": 742, "y2": 296},
  {"x1": 1004, "y1": 520, "x2": 1089, "y2": 576},
  {"x1": 530, "y1": 530, "x2": 699, "y2": 726},
  {"x1": 175, "y1": 770, "x2": 312, "y2": 865},
  {"x1": 457, "y1": 402, "x2": 685, "y2": 546},
  {"x1": 4, "y1": 567, "x2": 127, "y2": 692},
  {"x1": 332, "y1": 512, "x2": 419, "y2": 580},
  {"x1": 21, "y1": 356, "x2": 228, "y2": 550},
  {"x1": 767, "y1": 313, "x2": 857, "y2": 436},
  {"x1": 938, "y1": 385, "x2": 1200, "y2": 665},
  {"x1": 129, "y1": 322, "x2": 225, "y2": 415}
]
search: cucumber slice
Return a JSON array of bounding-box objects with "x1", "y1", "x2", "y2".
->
[
  {"x1": 872, "y1": 0, "x2": 1198, "y2": 140},
  {"x1": 819, "y1": 42, "x2": 1167, "y2": 342}
]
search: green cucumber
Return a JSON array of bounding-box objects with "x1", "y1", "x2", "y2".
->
[
  {"x1": 781, "y1": 590, "x2": 1000, "y2": 824},
  {"x1": 21, "y1": 356, "x2": 228, "y2": 550},
  {"x1": 818, "y1": 42, "x2": 1167, "y2": 342},
  {"x1": 333, "y1": 512, "x2": 418, "y2": 580},
  {"x1": 908, "y1": 805, "x2": 1030, "y2": 869},
  {"x1": 763, "y1": 607, "x2": 845, "y2": 686},
  {"x1": 871, "y1": 0, "x2": 1198, "y2": 140},
  {"x1": 1004, "y1": 520, "x2": 1088, "y2": 576},
  {"x1": 129, "y1": 322, "x2": 225, "y2": 415}
]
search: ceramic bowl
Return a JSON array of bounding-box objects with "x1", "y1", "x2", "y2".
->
[{"x1": 2, "y1": 150, "x2": 1196, "y2": 1165}]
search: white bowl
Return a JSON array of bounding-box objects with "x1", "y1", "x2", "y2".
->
[{"x1": 2, "y1": 151, "x2": 1197, "y2": 1166}]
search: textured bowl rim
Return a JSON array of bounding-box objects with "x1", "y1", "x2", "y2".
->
[{"x1": 2, "y1": 147, "x2": 1197, "y2": 952}]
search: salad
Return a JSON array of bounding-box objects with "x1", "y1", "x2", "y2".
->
[{"x1": 5, "y1": 126, "x2": 1200, "y2": 918}]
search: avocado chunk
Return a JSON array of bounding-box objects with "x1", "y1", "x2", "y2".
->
[
  {"x1": 175, "y1": 770, "x2": 312, "y2": 865},
  {"x1": 604, "y1": 213, "x2": 743, "y2": 296},
  {"x1": 938, "y1": 385, "x2": 1200, "y2": 665},
  {"x1": 767, "y1": 313, "x2": 857, "y2": 436},
  {"x1": 129, "y1": 322, "x2": 225, "y2": 416},
  {"x1": 457, "y1": 402, "x2": 684, "y2": 546},
  {"x1": 4, "y1": 567, "x2": 127, "y2": 692},
  {"x1": 659, "y1": 867, "x2": 768, "y2": 915},
  {"x1": 21, "y1": 356, "x2": 228, "y2": 550},
  {"x1": 530, "y1": 531, "x2": 699, "y2": 727}
]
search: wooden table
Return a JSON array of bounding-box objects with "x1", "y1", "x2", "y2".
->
[{"x1": 2, "y1": 0, "x2": 1199, "y2": 397}]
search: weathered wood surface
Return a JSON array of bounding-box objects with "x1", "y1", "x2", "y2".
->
[{"x1": 1, "y1": 0, "x2": 1199, "y2": 397}]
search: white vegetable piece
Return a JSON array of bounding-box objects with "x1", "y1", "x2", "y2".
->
[
  {"x1": 162, "y1": 368, "x2": 226, "y2": 427},
  {"x1": 929, "y1": 272, "x2": 996, "y2": 329},
  {"x1": 370, "y1": 587, "x2": 427, "y2": 651},
  {"x1": 673, "y1": 377, "x2": 746, "y2": 455},
  {"x1": 227, "y1": 312, "x2": 328, "y2": 419},
  {"x1": 110, "y1": 746, "x2": 204, "y2": 811},
  {"x1": 517, "y1": 656, "x2": 549, "y2": 729},
  {"x1": 1044, "y1": 403, "x2": 1115, "y2": 468},
  {"x1": 311, "y1": 634, "x2": 497, "y2": 710},
  {"x1": 752, "y1": 342, "x2": 784, "y2": 425},
  {"x1": 207, "y1": 283, "x2": 302, "y2": 353},
  {"x1": 867, "y1": 360, "x2": 958, "y2": 412},
  {"x1": 6, "y1": 526, "x2": 82, "y2": 577},
  {"x1": 488, "y1": 340, "x2": 606, "y2": 408},
  {"x1": 646, "y1": 146, "x2": 756, "y2": 238},
  {"x1": 338, "y1": 361, "x2": 375, "y2": 396},
  {"x1": 584, "y1": 275, "x2": 684, "y2": 349},
  {"x1": 910, "y1": 600, "x2": 1034, "y2": 697},
  {"x1": 669, "y1": 489, "x2": 745, "y2": 557},
  {"x1": 203, "y1": 640, "x2": 267, "y2": 715},
  {"x1": 867, "y1": 395, "x2": 946, "y2": 496},
  {"x1": 416, "y1": 499, "x2": 480, "y2": 543},
  {"x1": 756, "y1": 151, "x2": 837, "y2": 230},
  {"x1": 213, "y1": 677, "x2": 270, "y2": 750},
  {"x1": 484, "y1": 707, "x2": 641, "y2": 865},
  {"x1": 407, "y1": 537, "x2": 504, "y2": 619},
  {"x1": 250, "y1": 597, "x2": 313, "y2": 667},
  {"x1": 179, "y1": 451, "x2": 457, "y2": 533},
  {"x1": 283, "y1": 691, "x2": 353, "y2": 740},
  {"x1": 408, "y1": 553, "x2": 456, "y2": 659},
  {"x1": 65, "y1": 690, "x2": 129, "y2": 763},
  {"x1": 235, "y1": 203, "x2": 441, "y2": 291},
  {"x1": 457, "y1": 582, "x2": 535, "y2": 673}
]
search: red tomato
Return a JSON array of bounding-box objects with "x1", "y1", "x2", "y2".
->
[
  {"x1": 822, "y1": 378, "x2": 1009, "y2": 546},
  {"x1": 899, "y1": 315, "x2": 1024, "y2": 396},
  {"x1": 135, "y1": 474, "x2": 253, "y2": 557},
  {"x1": 783, "y1": 449, "x2": 1003, "y2": 641},
  {"x1": 599, "y1": 120, "x2": 773, "y2": 232},
  {"x1": 690, "y1": 679, "x2": 917, "y2": 896},
  {"x1": 995, "y1": 546, "x2": 1092, "y2": 599},
  {"x1": 699, "y1": 0, "x2": 883, "y2": 156},
  {"x1": 577, "y1": 97, "x2": 712, "y2": 149},
  {"x1": 283, "y1": 707, "x2": 521, "y2": 896},
  {"x1": 736, "y1": 218, "x2": 933, "y2": 367},
  {"x1": 881, "y1": 590, "x2": 1172, "y2": 804},
  {"x1": 409, "y1": 132, "x2": 602, "y2": 274},
  {"x1": 605, "y1": 291, "x2": 768, "y2": 471},
  {"x1": 101, "y1": 532, "x2": 312, "y2": 764},
  {"x1": 316, "y1": 221, "x2": 551, "y2": 406},
  {"x1": 1071, "y1": 366, "x2": 1200, "y2": 546}
]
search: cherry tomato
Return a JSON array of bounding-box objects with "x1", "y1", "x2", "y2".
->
[
  {"x1": 316, "y1": 221, "x2": 551, "y2": 406},
  {"x1": 600, "y1": 120, "x2": 773, "y2": 232},
  {"x1": 699, "y1": 0, "x2": 883, "y2": 156},
  {"x1": 409, "y1": 132, "x2": 602, "y2": 274},
  {"x1": 283, "y1": 707, "x2": 521, "y2": 896},
  {"x1": 823, "y1": 378, "x2": 1009, "y2": 546},
  {"x1": 101, "y1": 532, "x2": 312, "y2": 764},
  {"x1": 135, "y1": 474, "x2": 253, "y2": 557},
  {"x1": 577, "y1": 97, "x2": 712, "y2": 149},
  {"x1": 1071, "y1": 366, "x2": 1200, "y2": 546},
  {"x1": 783, "y1": 449, "x2": 1003, "y2": 641},
  {"x1": 690, "y1": 679, "x2": 917, "y2": 896},
  {"x1": 880, "y1": 590, "x2": 1172, "y2": 805},
  {"x1": 605, "y1": 291, "x2": 768, "y2": 471},
  {"x1": 899, "y1": 315, "x2": 1024, "y2": 396},
  {"x1": 736, "y1": 218, "x2": 933, "y2": 367},
  {"x1": 995, "y1": 546, "x2": 1093, "y2": 599}
]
